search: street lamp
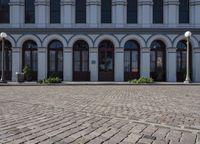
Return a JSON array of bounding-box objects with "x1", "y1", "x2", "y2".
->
[
  {"x1": 184, "y1": 31, "x2": 192, "y2": 84},
  {"x1": 0, "y1": 32, "x2": 7, "y2": 83}
]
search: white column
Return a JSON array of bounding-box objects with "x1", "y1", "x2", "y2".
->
[
  {"x1": 138, "y1": 0, "x2": 153, "y2": 27},
  {"x1": 12, "y1": 48, "x2": 21, "y2": 81},
  {"x1": 115, "y1": 48, "x2": 124, "y2": 81},
  {"x1": 113, "y1": 0, "x2": 126, "y2": 27},
  {"x1": 63, "y1": 48, "x2": 72, "y2": 81},
  {"x1": 61, "y1": 0, "x2": 75, "y2": 27},
  {"x1": 35, "y1": 0, "x2": 49, "y2": 27},
  {"x1": 164, "y1": 0, "x2": 179, "y2": 27},
  {"x1": 9, "y1": 0, "x2": 24, "y2": 27},
  {"x1": 141, "y1": 48, "x2": 150, "y2": 78},
  {"x1": 191, "y1": 0, "x2": 200, "y2": 27},
  {"x1": 38, "y1": 47, "x2": 47, "y2": 80},
  {"x1": 193, "y1": 48, "x2": 200, "y2": 82},
  {"x1": 87, "y1": 0, "x2": 100, "y2": 27},
  {"x1": 89, "y1": 48, "x2": 98, "y2": 81},
  {"x1": 166, "y1": 48, "x2": 176, "y2": 82}
]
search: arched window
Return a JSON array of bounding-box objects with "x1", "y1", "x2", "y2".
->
[
  {"x1": 153, "y1": 0, "x2": 163, "y2": 24},
  {"x1": 75, "y1": 0, "x2": 86, "y2": 23},
  {"x1": 0, "y1": 40, "x2": 12, "y2": 80},
  {"x1": 73, "y1": 40, "x2": 90, "y2": 81},
  {"x1": 98, "y1": 40, "x2": 114, "y2": 81},
  {"x1": 176, "y1": 40, "x2": 192, "y2": 81},
  {"x1": 0, "y1": 0, "x2": 9, "y2": 23},
  {"x1": 22, "y1": 40, "x2": 38, "y2": 81},
  {"x1": 101, "y1": 0, "x2": 112, "y2": 23},
  {"x1": 150, "y1": 40, "x2": 166, "y2": 81},
  {"x1": 124, "y1": 40, "x2": 140, "y2": 81},
  {"x1": 25, "y1": 0, "x2": 35, "y2": 23},
  {"x1": 179, "y1": 0, "x2": 189, "y2": 24},
  {"x1": 48, "y1": 40, "x2": 63, "y2": 79},
  {"x1": 50, "y1": 0, "x2": 60, "y2": 23},
  {"x1": 127, "y1": 0, "x2": 137, "y2": 24}
]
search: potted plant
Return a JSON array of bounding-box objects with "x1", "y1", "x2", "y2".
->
[{"x1": 23, "y1": 65, "x2": 32, "y2": 81}]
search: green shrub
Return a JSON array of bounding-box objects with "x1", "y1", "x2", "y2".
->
[
  {"x1": 129, "y1": 77, "x2": 154, "y2": 84},
  {"x1": 39, "y1": 76, "x2": 62, "y2": 84}
]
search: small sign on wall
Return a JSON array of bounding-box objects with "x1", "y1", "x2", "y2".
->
[{"x1": 91, "y1": 60, "x2": 96, "y2": 64}]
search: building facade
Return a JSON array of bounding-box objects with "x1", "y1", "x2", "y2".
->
[{"x1": 0, "y1": 0, "x2": 200, "y2": 82}]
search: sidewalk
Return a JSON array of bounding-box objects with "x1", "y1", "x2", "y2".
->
[{"x1": 0, "y1": 81, "x2": 200, "y2": 86}]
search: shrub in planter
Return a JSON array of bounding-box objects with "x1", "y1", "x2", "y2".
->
[
  {"x1": 23, "y1": 65, "x2": 32, "y2": 81},
  {"x1": 129, "y1": 77, "x2": 154, "y2": 84},
  {"x1": 39, "y1": 76, "x2": 62, "y2": 84}
]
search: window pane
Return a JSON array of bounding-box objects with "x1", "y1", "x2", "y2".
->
[
  {"x1": 153, "y1": 0, "x2": 163, "y2": 24},
  {"x1": 124, "y1": 51, "x2": 130, "y2": 72},
  {"x1": 131, "y1": 51, "x2": 138, "y2": 72},
  {"x1": 127, "y1": 0, "x2": 137, "y2": 23},
  {"x1": 49, "y1": 51, "x2": 56, "y2": 71},
  {"x1": 150, "y1": 51, "x2": 155, "y2": 72},
  {"x1": 32, "y1": 51, "x2": 37, "y2": 71},
  {"x1": 76, "y1": 0, "x2": 86, "y2": 23},
  {"x1": 25, "y1": 0, "x2": 35, "y2": 23},
  {"x1": 179, "y1": 0, "x2": 189, "y2": 23},
  {"x1": 58, "y1": 51, "x2": 63, "y2": 71},
  {"x1": 82, "y1": 51, "x2": 88, "y2": 71},
  {"x1": 177, "y1": 52, "x2": 181, "y2": 72},
  {"x1": 0, "y1": 0, "x2": 9, "y2": 23},
  {"x1": 101, "y1": 0, "x2": 112, "y2": 23},
  {"x1": 50, "y1": 0, "x2": 60, "y2": 23}
]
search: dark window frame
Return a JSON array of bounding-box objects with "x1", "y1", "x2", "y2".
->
[
  {"x1": 22, "y1": 40, "x2": 38, "y2": 81},
  {"x1": 25, "y1": 0, "x2": 35, "y2": 23},
  {"x1": 0, "y1": 0, "x2": 10, "y2": 23},
  {"x1": 47, "y1": 40, "x2": 63, "y2": 79},
  {"x1": 75, "y1": 0, "x2": 86, "y2": 23},
  {"x1": 127, "y1": 0, "x2": 138, "y2": 24},
  {"x1": 101, "y1": 0, "x2": 112, "y2": 23},
  {"x1": 153, "y1": 0, "x2": 163, "y2": 24},
  {"x1": 50, "y1": 0, "x2": 61, "y2": 23},
  {"x1": 179, "y1": 0, "x2": 190, "y2": 24}
]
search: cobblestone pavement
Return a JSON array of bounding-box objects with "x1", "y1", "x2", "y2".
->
[{"x1": 0, "y1": 85, "x2": 200, "y2": 144}]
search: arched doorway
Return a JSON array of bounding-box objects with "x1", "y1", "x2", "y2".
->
[
  {"x1": 176, "y1": 40, "x2": 192, "y2": 82},
  {"x1": 98, "y1": 40, "x2": 114, "y2": 81},
  {"x1": 124, "y1": 40, "x2": 140, "y2": 81},
  {"x1": 48, "y1": 40, "x2": 63, "y2": 79},
  {"x1": 73, "y1": 40, "x2": 90, "y2": 81},
  {"x1": 22, "y1": 40, "x2": 38, "y2": 81},
  {"x1": 150, "y1": 40, "x2": 166, "y2": 81},
  {"x1": 0, "y1": 40, "x2": 12, "y2": 80}
]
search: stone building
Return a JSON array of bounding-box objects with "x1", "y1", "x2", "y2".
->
[{"x1": 0, "y1": 0, "x2": 200, "y2": 82}]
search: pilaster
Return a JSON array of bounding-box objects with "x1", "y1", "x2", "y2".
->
[
  {"x1": 12, "y1": 47, "x2": 21, "y2": 81},
  {"x1": 166, "y1": 47, "x2": 176, "y2": 82},
  {"x1": 9, "y1": 0, "x2": 24, "y2": 27},
  {"x1": 64, "y1": 48, "x2": 72, "y2": 81},
  {"x1": 193, "y1": 48, "x2": 200, "y2": 82},
  {"x1": 89, "y1": 48, "x2": 98, "y2": 81},
  {"x1": 35, "y1": 0, "x2": 49, "y2": 28},
  {"x1": 164, "y1": 0, "x2": 179, "y2": 27},
  {"x1": 87, "y1": 0, "x2": 100, "y2": 27},
  {"x1": 141, "y1": 47, "x2": 150, "y2": 78},
  {"x1": 115, "y1": 48, "x2": 124, "y2": 81},
  {"x1": 138, "y1": 0, "x2": 153, "y2": 27},
  {"x1": 38, "y1": 47, "x2": 47, "y2": 80},
  {"x1": 190, "y1": 0, "x2": 200, "y2": 27},
  {"x1": 112, "y1": 0, "x2": 126, "y2": 27},
  {"x1": 61, "y1": 0, "x2": 75, "y2": 27}
]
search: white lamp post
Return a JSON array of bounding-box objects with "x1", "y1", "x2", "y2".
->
[
  {"x1": 0, "y1": 32, "x2": 7, "y2": 83},
  {"x1": 184, "y1": 31, "x2": 192, "y2": 84}
]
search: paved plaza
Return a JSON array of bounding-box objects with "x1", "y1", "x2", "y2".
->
[{"x1": 0, "y1": 85, "x2": 200, "y2": 144}]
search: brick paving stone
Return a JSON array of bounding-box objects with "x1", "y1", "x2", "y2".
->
[
  {"x1": 0, "y1": 86, "x2": 200, "y2": 144},
  {"x1": 122, "y1": 133, "x2": 143, "y2": 143},
  {"x1": 153, "y1": 127, "x2": 170, "y2": 140}
]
